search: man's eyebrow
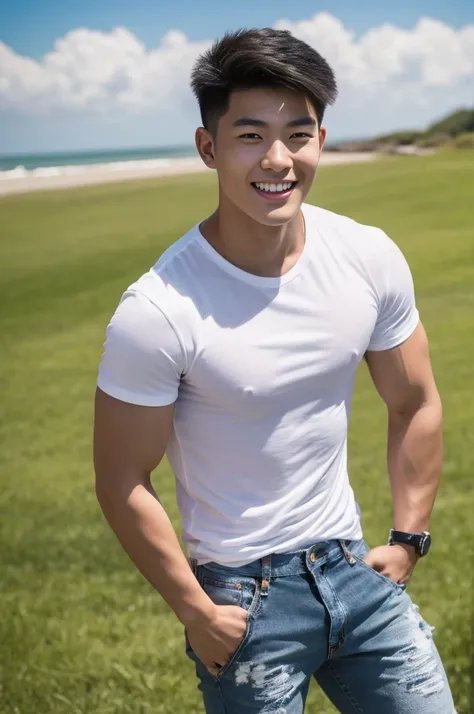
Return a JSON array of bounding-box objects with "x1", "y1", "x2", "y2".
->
[
  {"x1": 232, "y1": 116, "x2": 317, "y2": 129},
  {"x1": 232, "y1": 118, "x2": 267, "y2": 128},
  {"x1": 287, "y1": 116, "x2": 317, "y2": 128}
]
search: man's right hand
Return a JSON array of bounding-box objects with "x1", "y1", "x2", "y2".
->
[{"x1": 186, "y1": 604, "x2": 248, "y2": 676}]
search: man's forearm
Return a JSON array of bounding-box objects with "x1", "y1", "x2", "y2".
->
[
  {"x1": 96, "y1": 479, "x2": 213, "y2": 626},
  {"x1": 387, "y1": 396, "x2": 443, "y2": 533}
]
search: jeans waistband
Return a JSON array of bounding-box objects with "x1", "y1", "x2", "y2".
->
[{"x1": 191, "y1": 539, "x2": 361, "y2": 579}]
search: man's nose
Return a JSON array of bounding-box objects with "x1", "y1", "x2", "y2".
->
[{"x1": 261, "y1": 140, "x2": 293, "y2": 173}]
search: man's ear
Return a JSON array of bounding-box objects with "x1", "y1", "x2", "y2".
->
[
  {"x1": 319, "y1": 126, "x2": 327, "y2": 151},
  {"x1": 195, "y1": 127, "x2": 217, "y2": 168}
]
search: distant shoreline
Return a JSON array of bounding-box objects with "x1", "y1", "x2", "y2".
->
[{"x1": 0, "y1": 152, "x2": 377, "y2": 197}]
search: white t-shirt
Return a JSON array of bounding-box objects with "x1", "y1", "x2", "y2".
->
[{"x1": 97, "y1": 202, "x2": 419, "y2": 567}]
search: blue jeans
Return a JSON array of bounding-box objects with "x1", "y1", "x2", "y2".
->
[{"x1": 186, "y1": 539, "x2": 456, "y2": 713}]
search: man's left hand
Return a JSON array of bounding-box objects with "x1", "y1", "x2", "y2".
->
[{"x1": 363, "y1": 544, "x2": 419, "y2": 586}]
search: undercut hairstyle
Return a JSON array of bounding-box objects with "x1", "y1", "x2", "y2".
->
[{"x1": 190, "y1": 28, "x2": 338, "y2": 135}]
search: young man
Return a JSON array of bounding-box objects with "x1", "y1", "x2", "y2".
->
[{"x1": 94, "y1": 28, "x2": 456, "y2": 714}]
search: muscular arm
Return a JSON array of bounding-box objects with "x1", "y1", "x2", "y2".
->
[
  {"x1": 93, "y1": 388, "x2": 214, "y2": 626},
  {"x1": 365, "y1": 322, "x2": 443, "y2": 533}
]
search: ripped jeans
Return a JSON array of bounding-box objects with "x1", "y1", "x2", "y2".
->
[{"x1": 186, "y1": 539, "x2": 456, "y2": 713}]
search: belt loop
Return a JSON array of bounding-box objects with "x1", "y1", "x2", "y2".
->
[
  {"x1": 189, "y1": 557, "x2": 198, "y2": 576},
  {"x1": 340, "y1": 540, "x2": 357, "y2": 566},
  {"x1": 260, "y1": 555, "x2": 271, "y2": 597}
]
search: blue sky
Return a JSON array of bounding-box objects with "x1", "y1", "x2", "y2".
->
[
  {"x1": 1, "y1": 0, "x2": 473, "y2": 155},
  {"x1": 2, "y1": 0, "x2": 473, "y2": 58}
]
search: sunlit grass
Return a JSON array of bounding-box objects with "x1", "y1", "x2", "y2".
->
[{"x1": 1, "y1": 151, "x2": 473, "y2": 713}]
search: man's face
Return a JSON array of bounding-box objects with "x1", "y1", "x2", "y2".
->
[{"x1": 197, "y1": 87, "x2": 326, "y2": 226}]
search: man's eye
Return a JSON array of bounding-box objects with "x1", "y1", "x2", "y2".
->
[
  {"x1": 291, "y1": 133, "x2": 313, "y2": 139},
  {"x1": 239, "y1": 133, "x2": 261, "y2": 140}
]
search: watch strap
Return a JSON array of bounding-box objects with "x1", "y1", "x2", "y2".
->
[{"x1": 388, "y1": 529, "x2": 431, "y2": 557}]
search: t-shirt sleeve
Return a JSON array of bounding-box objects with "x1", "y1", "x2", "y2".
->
[
  {"x1": 367, "y1": 235, "x2": 420, "y2": 352},
  {"x1": 97, "y1": 290, "x2": 185, "y2": 406}
]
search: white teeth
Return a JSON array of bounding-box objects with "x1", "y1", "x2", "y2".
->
[{"x1": 255, "y1": 181, "x2": 294, "y2": 192}]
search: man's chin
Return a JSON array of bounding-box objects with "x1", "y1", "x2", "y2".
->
[
  {"x1": 253, "y1": 201, "x2": 303, "y2": 227},
  {"x1": 242, "y1": 190, "x2": 303, "y2": 225}
]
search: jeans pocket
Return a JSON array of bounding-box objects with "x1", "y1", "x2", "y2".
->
[
  {"x1": 201, "y1": 576, "x2": 245, "y2": 607},
  {"x1": 354, "y1": 554, "x2": 407, "y2": 592},
  {"x1": 198, "y1": 570, "x2": 261, "y2": 679},
  {"x1": 349, "y1": 540, "x2": 406, "y2": 592}
]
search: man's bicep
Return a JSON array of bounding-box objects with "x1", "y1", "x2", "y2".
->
[
  {"x1": 93, "y1": 389, "x2": 175, "y2": 493},
  {"x1": 366, "y1": 322, "x2": 439, "y2": 414},
  {"x1": 97, "y1": 290, "x2": 184, "y2": 407},
  {"x1": 94, "y1": 289, "x2": 185, "y2": 493},
  {"x1": 368, "y1": 235, "x2": 419, "y2": 353}
]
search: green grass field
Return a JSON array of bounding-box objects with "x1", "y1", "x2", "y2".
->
[{"x1": 1, "y1": 151, "x2": 473, "y2": 714}]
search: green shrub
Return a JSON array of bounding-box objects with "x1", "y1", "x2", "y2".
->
[
  {"x1": 417, "y1": 133, "x2": 450, "y2": 148},
  {"x1": 451, "y1": 132, "x2": 474, "y2": 149}
]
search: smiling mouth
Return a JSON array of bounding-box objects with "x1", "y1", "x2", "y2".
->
[{"x1": 251, "y1": 180, "x2": 298, "y2": 199}]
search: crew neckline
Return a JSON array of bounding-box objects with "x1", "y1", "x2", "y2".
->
[{"x1": 195, "y1": 204, "x2": 309, "y2": 288}]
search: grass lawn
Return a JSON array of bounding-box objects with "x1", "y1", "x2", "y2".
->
[{"x1": 1, "y1": 150, "x2": 473, "y2": 714}]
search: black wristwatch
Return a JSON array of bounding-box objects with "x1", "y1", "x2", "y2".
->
[{"x1": 388, "y1": 529, "x2": 431, "y2": 557}]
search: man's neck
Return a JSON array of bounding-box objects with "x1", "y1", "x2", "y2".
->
[{"x1": 199, "y1": 197, "x2": 305, "y2": 279}]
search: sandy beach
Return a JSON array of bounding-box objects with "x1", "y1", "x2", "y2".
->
[{"x1": 0, "y1": 152, "x2": 377, "y2": 197}]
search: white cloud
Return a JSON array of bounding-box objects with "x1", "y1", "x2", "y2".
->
[
  {"x1": 275, "y1": 14, "x2": 474, "y2": 90},
  {"x1": 0, "y1": 26, "x2": 211, "y2": 112},
  {"x1": 0, "y1": 13, "x2": 472, "y2": 135}
]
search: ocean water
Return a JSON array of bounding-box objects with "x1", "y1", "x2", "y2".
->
[{"x1": 0, "y1": 145, "x2": 198, "y2": 179}]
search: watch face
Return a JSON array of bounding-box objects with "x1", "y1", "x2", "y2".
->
[{"x1": 421, "y1": 533, "x2": 431, "y2": 556}]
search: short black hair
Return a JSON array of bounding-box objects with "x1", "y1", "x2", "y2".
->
[{"x1": 190, "y1": 28, "x2": 338, "y2": 135}]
